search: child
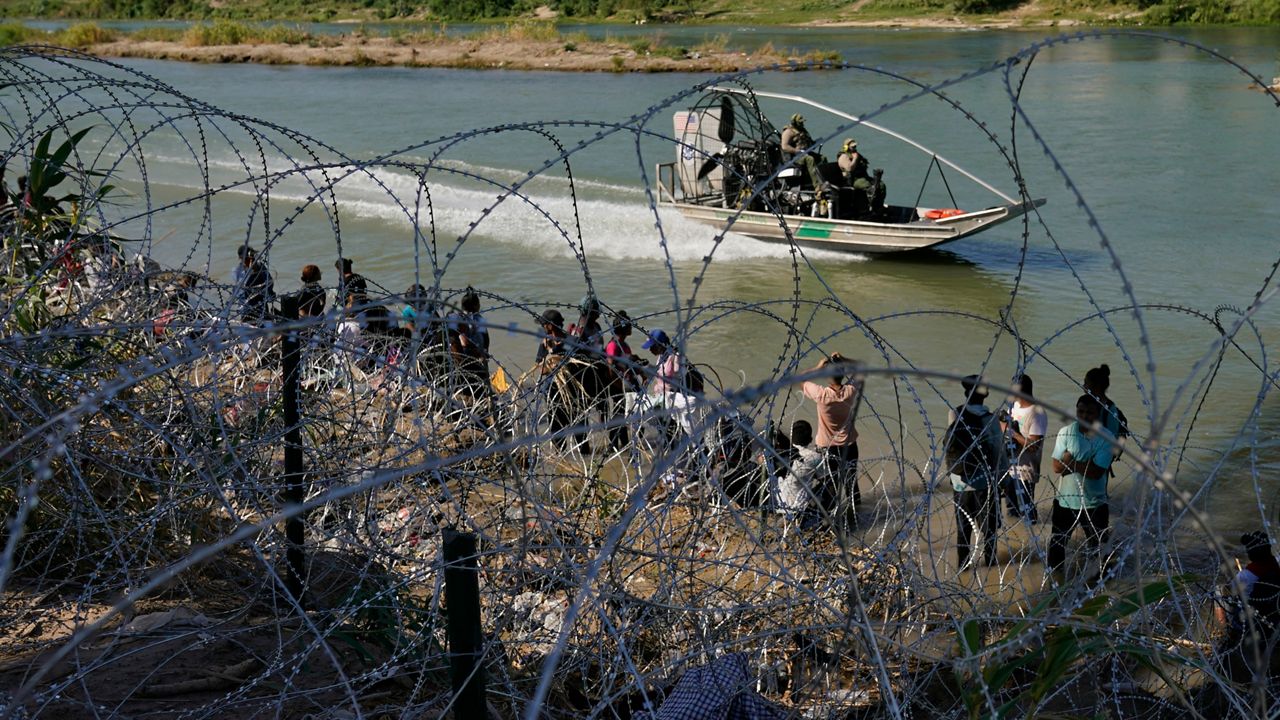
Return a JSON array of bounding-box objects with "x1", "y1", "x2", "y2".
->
[{"x1": 774, "y1": 420, "x2": 828, "y2": 523}]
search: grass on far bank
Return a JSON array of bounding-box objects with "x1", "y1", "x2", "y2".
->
[
  {"x1": 0, "y1": 19, "x2": 849, "y2": 70},
  {"x1": 3, "y1": 0, "x2": 1280, "y2": 25}
]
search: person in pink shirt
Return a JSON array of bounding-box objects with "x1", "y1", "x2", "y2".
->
[
  {"x1": 643, "y1": 329, "x2": 682, "y2": 395},
  {"x1": 800, "y1": 352, "x2": 864, "y2": 533},
  {"x1": 604, "y1": 311, "x2": 640, "y2": 450}
]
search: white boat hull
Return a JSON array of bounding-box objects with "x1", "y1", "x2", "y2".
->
[{"x1": 672, "y1": 199, "x2": 1045, "y2": 254}]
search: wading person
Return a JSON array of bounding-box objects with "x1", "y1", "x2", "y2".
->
[
  {"x1": 1002, "y1": 373, "x2": 1048, "y2": 522},
  {"x1": 800, "y1": 352, "x2": 863, "y2": 535},
  {"x1": 946, "y1": 375, "x2": 1006, "y2": 570},
  {"x1": 1048, "y1": 393, "x2": 1114, "y2": 579}
]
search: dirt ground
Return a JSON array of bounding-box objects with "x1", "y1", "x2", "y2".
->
[{"x1": 85, "y1": 36, "x2": 822, "y2": 73}]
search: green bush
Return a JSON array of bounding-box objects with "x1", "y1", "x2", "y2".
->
[
  {"x1": 651, "y1": 44, "x2": 688, "y2": 59},
  {"x1": 257, "y1": 24, "x2": 311, "y2": 44},
  {"x1": 182, "y1": 20, "x2": 250, "y2": 46},
  {"x1": 0, "y1": 23, "x2": 44, "y2": 47},
  {"x1": 128, "y1": 26, "x2": 185, "y2": 41},
  {"x1": 56, "y1": 23, "x2": 118, "y2": 48}
]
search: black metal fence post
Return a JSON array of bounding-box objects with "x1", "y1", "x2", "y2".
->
[
  {"x1": 280, "y1": 295, "x2": 306, "y2": 608},
  {"x1": 443, "y1": 529, "x2": 486, "y2": 719}
]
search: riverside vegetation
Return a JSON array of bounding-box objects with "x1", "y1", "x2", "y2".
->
[
  {"x1": 5, "y1": 0, "x2": 1280, "y2": 27},
  {"x1": 0, "y1": 20, "x2": 843, "y2": 72}
]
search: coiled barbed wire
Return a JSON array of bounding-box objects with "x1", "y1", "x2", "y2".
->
[{"x1": 0, "y1": 33, "x2": 1277, "y2": 720}]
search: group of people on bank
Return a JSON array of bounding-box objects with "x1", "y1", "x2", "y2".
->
[
  {"x1": 228, "y1": 248, "x2": 491, "y2": 388},
  {"x1": 230, "y1": 252, "x2": 1280, "y2": 666},
  {"x1": 231, "y1": 249, "x2": 1135, "y2": 577},
  {"x1": 760, "y1": 354, "x2": 1129, "y2": 578}
]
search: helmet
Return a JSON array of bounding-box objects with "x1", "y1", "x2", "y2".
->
[
  {"x1": 579, "y1": 293, "x2": 601, "y2": 317},
  {"x1": 842, "y1": 138, "x2": 858, "y2": 153},
  {"x1": 790, "y1": 113, "x2": 805, "y2": 126}
]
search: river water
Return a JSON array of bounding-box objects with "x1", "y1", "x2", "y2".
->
[{"x1": 35, "y1": 27, "x2": 1280, "y2": 538}]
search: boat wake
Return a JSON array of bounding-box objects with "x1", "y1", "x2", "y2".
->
[{"x1": 136, "y1": 150, "x2": 862, "y2": 264}]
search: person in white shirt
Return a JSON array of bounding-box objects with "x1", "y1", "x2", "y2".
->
[{"x1": 1001, "y1": 374, "x2": 1048, "y2": 522}]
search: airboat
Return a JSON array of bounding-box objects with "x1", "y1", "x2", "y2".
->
[{"x1": 655, "y1": 87, "x2": 1045, "y2": 254}]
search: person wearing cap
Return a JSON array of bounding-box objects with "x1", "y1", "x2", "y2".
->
[
  {"x1": 799, "y1": 352, "x2": 864, "y2": 535},
  {"x1": 643, "y1": 329, "x2": 680, "y2": 395},
  {"x1": 643, "y1": 328, "x2": 699, "y2": 452},
  {"x1": 780, "y1": 114, "x2": 813, "y2": 158},
  {"x1": 1047, "y1": 393, "x2": 1115, "y2": 576},
  {"x1": 779, "y1": 113, "x2": 829, "y2": 198},
  {"x1": 945, "y1": 375, "x2": 1007, "y2": 570},
  {"x1": 837, "y1": 138, "x2": 869, "y2": 183}
]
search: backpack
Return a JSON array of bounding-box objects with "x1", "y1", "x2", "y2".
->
[
  {"x1": 685, "y1": 363, "x2": 706, "y2": 395},
  {"x1": 945, "y1": 406, "x2": 995, "y2": 487},
  {"x1": 1248, "y1": 562, "x2": 1280, "y2": 629}
]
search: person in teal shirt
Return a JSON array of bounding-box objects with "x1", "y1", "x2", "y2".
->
[{"x1": 1048, "y1": 393, "x2": 1115, "y2": 573}]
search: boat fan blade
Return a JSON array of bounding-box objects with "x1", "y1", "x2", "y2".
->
[
  {"x1": 717, "y1": 97, "x2": 735, "y2": 144},
  {"x1": 696, "y1": 153, "x2": 723, "y2": 180}
]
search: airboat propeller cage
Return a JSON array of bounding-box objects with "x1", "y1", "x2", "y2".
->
[
  {"x1": 675, "y1": 89, "x2": 779, "y2": 202},
  {"x1": 674, "y1": 107, "x2": 726, "y2": 195}
]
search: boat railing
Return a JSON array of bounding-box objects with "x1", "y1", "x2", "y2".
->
[
  {"x1": 707, "y1": 86, "x2": 1017, "y2": 205},
  {"x1": 656, "y1": 162, "x2": 678, "y2": 204}
]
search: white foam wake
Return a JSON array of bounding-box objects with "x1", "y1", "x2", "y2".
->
[{"x1": 123, "y1": 148, "x2": 861, "y2": 264}]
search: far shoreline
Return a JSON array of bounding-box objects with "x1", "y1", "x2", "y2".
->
[
  {"x1": 6, "y1": 18, "x2": 1279, "y2": 80},
  {"x1": 3, "y1": 17, "x2": 1131, "y2": 75}
]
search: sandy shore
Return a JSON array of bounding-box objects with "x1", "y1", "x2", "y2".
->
[{"x1": 84, "y1": 35, "x2": 831, "y2": 73}]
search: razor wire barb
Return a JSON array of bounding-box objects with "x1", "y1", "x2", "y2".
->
[{"x1": 0, "y1": 33, "x2": 1277, "y2": 720}]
